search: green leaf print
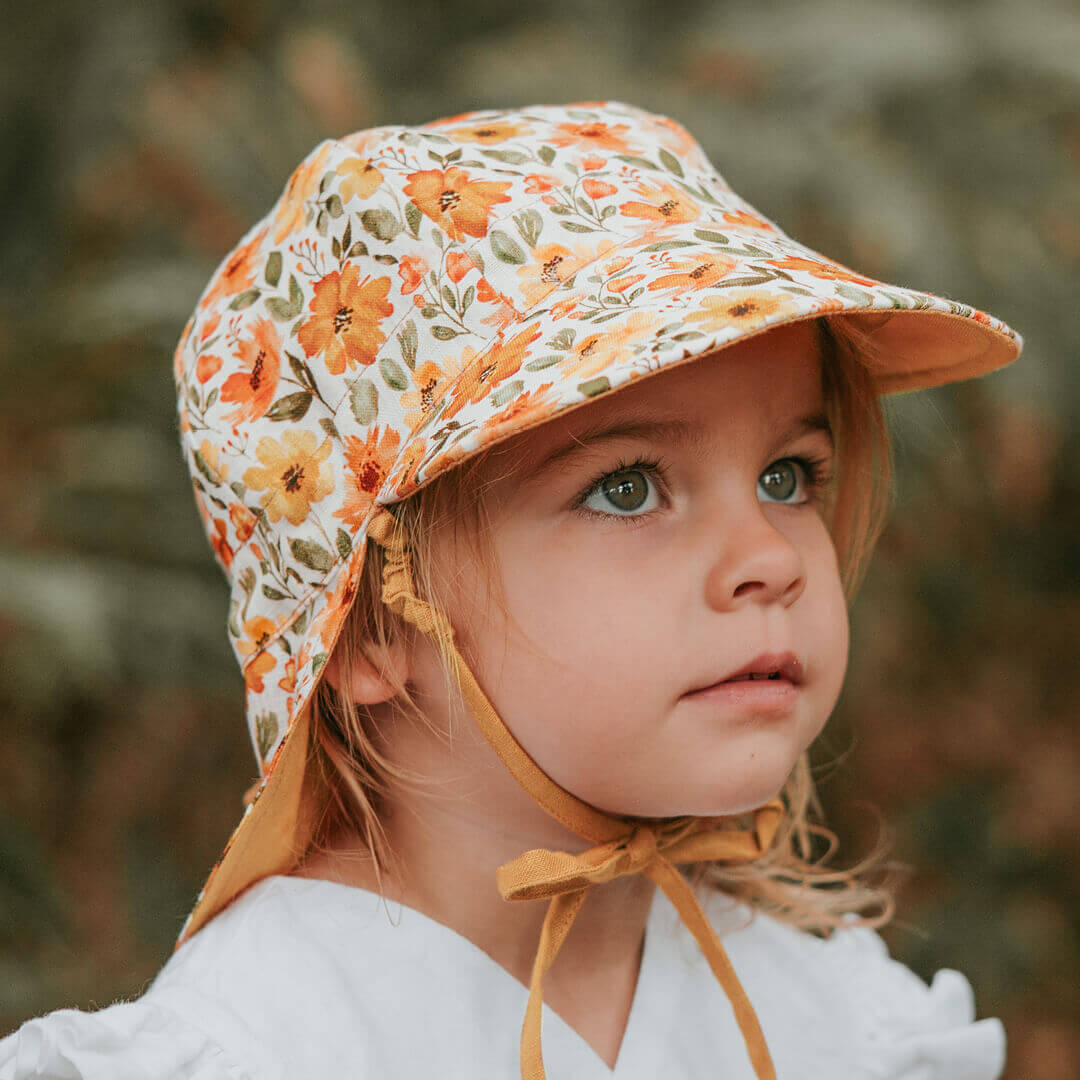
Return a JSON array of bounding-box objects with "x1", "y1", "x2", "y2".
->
[
  {"x1": 229, "y1": 289, "x2": 260, "y2": 311},
  {"x1": 265, "y1": 391, "x2": 313, "y2": 421},
  {"x1": 658, "y1": 148, "x2": 684, "y2": 178},
  {"x1": 405, "y1": 200, "x2": 422, "y2": 237},
  {"x1": 524, "y1": 354, "x2": 563, "y2": 372},
  {"x1": 255, "y1": 712, "x2": 280, "y2": 760},
  {"x1": 397, "y1": 321, "x2": 418, "y2": 368},
  {"x1": 349, "y1": 379, "x2": 378, "y2": 424},
  {"x1": 537, "y1": 145, "x2": 556, "y2": 166},
  {"x1": 336, "y1": 528, "x2": 353, "y2": 559},
  {"x1": 490, "y1": 229, "x2": 527, "y2": 265},
  {"x1": 361, "y1": 208, "x2": 402, "y2": 241},
  {"x1": 261, "y1": 584, "x2": 288, "y2": 601},
  {"x1": 490, "y1": 379, "x2": 524, "y2": 407},
  {"x1": 379, "y1": 356, "x2": 409, "y2": 390},
  {"x1": 578, "y1": 376, "x2": 611, "y2": 397},
  {"x1": 265, "y1": 251, "x2": 282, "y2": 287},
  {"x1": 289, "y1": 538, "x2": 335, "y2": 573}
]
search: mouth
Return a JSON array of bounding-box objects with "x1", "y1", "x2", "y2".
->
[{"x1": 685, "y1": 651, "x2": 804, "y2": 695}]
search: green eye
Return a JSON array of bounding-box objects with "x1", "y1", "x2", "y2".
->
[
  {"x1": 758, "y1": 460, "x2": 800, "y2": 502},
  {"x1": 601, "y1": 470, "x2": 649, "y2": 512}
]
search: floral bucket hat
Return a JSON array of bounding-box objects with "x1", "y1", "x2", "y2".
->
[{"x1": 174, "y1": 101, "x2": 1020, "y2": 1079}]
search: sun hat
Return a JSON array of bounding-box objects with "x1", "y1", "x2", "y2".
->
[{"x1": 173, "y1": 100, "x2": 1020, "y2": 1079}]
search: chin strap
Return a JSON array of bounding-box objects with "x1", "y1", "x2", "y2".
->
[{"x1": 367, "y1": 507, "x2": 782, "y2": 1080}]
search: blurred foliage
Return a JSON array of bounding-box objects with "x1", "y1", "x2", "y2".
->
[{"x1": 1, "y1": 0, "x2": 1077, "y2": 1074}]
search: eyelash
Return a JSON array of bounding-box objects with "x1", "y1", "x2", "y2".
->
[{"x1": 570, "y1": 453, "x2": 834, "y2": 525}]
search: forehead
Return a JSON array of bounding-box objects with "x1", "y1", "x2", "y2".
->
[{"x1": 505, "y1": 319, "x2": 826, "y2": 466}]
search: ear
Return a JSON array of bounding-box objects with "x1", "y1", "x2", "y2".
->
[{"x1": 321, "y1": 636, "x2": 409, "y2": 705}]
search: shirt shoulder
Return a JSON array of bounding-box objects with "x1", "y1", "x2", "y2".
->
[
  {"x1": 708, "y1": 898, "x2": 1006, "y2": 1080},
  {"x1": 0, "y1": 997, "x2": 255, "y2": 1080}
]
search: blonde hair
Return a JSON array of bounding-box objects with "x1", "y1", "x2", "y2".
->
[{"x1": 308, "y1": 315, "x2": 897, "y2": 933}]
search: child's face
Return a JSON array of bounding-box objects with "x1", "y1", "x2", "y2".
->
[{"x1": 422, "y1": 320, "x2": 848, "y2": 819}]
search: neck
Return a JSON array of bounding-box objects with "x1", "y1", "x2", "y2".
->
[{"x1": 293, "y1": 696, "x2": 656, "y2": 1066}]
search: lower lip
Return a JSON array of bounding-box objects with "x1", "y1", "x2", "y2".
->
[{"x1": 682, "y1": 679, "x2": 799, "y2": 712}]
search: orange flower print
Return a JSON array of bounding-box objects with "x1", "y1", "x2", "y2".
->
[
  {"x1": 549, "y1": 121, "x2": 635, "y2": 153},
  {"x1": 516, "y1": 240, "x2": 616, "y2": 307},
  {"x1": 401, "y1": 360, "x2": 448, "y2": 432},
  {"x1": 314, "y1": 558, "x2": 362, "y2": 651},
  {"x1": 647, "y1": 253, "x2": 737, "y2": 292},
  {"x1": 244, "y1": 651, "x2": 277, "y2": 694},
  {"x1": 619, "y1": 181, "x2": 700, "y2": 227},
  {"x1": 482, "y1": 382, "x2": 557, "y2": 431},
  {"x1": 277, "y1": 656, "x2": 297, "y2": 694},
  {"x1": 603, "y1": 255, "x2": 633, "y2": 276},
  {"x1": 220, "y1": 317, "x2": 281, "y2": 424},
  {"x1": 581, "y1": 178, "x2": 617, "y2": 201},
  {"x1": 445, "y1": 121, "x2": 533, "y2": 145},
  {"x1": 524, "y1": 174, "x2": 559, "y2": 194},
  {"x1": 559, "y1": 312, "x2": 660, "y2": 380},
  {"x1": 199, "y1": 312, "x2": 221, "y2": 344},
  {"x1": 403, "y1": 167, "x2": 512, "y2": 242},
  {"x1": 210, "y1": 518, "x2": 234, "y2": 568},
  {"x1": 445, "y1": 251, "x2": 473, "y2": 284},
  {"x1": 335, "y1": 157, "x2": 383, "y2": 203},
  {"x1": 297, "y1": 265, "x2": 393, "y2": 375},
  {"x1": 229, "y1": 501, "x2": 258, "y2": 542},
  {"x1": 196, "y1": 353, "x2": 223, "y2": 384},
  {"x1": 334, "y1": 425, "x2": 402, "y2": 530},
  {"x1": 722, "y1": 208, "x2": 775, "y2": 232},
  {"x1": 766, "y1": 256, "x2": 878, "y2": 287},
  {"x1": 237, "y1": 616, "x2": 279, "y2": 692},
  {"x1": 650, "y1": 115, "x2": 697, "y2": 156},
  {"x1": 440, "y1": 323, "x2": 542, "y2": 420},
  {"x1": 272, "y1": 143, "x2": 333, "y2": 244},
  {"x1": 199, "y1": 225, "x2": 268, "y2": 309},
  {"x1": 242, "y1": 429, "x2": 334, "y2": 527},
  {"x1": 609, "y1": 274, "x2": 645, "y2": 294},
  {"x1": 581, "y1": 155, "x2": 607, "y2": 171},
  {"x1": 684, "y1": 290, "x2": 801, "y2": 332},
  {"x1": 391, "y1": 437, "x2": 428, "y2": 497},
  {"x1": 398, "y1": 255, "x2": 429, "y2": 295},
  {"x1": 475, "y1": 279, "x2": 519, "y2": 332}
]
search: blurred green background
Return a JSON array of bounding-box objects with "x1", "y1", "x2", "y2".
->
[{"x1": 1, "y1": 1, "x2": 1077, "y2": 1074}]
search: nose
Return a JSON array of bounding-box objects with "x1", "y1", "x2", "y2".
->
[{"x1": 702, "y1": 502, "x2": 806, "y2": 612}]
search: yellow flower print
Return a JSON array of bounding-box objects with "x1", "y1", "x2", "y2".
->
[
  {"x1": 559, "y1": 312, "x2": 661, "y2": 380},
  {"x1": 197, "y1": 439, "x2": 229, "y2": 484},
  {"x1": 336, "y1": 157, "x2": 383, "y2": 203},
  {"x1": 684, "y1": 290, "x2": 801, "y2": 332},
  {"x1": 242, "y1": 429, "x2": 334, "y2": 527},
  {"x1": 444, "y1": 121, "x2": 533, "y2": 145}
]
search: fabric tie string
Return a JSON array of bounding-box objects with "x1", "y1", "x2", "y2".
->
[{"x1": 367, "y1": 507, "x2": 782, "y2": 1080}]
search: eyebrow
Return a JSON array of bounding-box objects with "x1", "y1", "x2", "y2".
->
[{"x1": 529, "y1": 412, "x2": 834, "y2": 476}]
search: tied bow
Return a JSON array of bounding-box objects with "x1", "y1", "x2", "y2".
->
[
  {"x1": 366, "y1": 508, "x2": 782, "y2": 1080},
  {"x1": 497, "y1": 804, "x2": 783, "y2": 1080}
]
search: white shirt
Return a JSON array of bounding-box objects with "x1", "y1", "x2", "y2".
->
[{"x1": 0, "y1": 875, "x2": 1005, "y2": 1079}]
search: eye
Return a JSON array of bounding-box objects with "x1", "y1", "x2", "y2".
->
[
  {"x1": 577, "y1": 459, "x2": 666, "y2": 520},
  {"x1": 758, "y1": 458, "x2": 814, "y2": 504}
]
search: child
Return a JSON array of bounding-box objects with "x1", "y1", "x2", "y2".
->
[{"x1": 0, "y1": 101, "x2": 1020, "y2": 1079}]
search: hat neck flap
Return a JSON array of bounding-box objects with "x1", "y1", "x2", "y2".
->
[{"x1": 366, "y1": 507, "x2": 783, "y2": 1080}]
